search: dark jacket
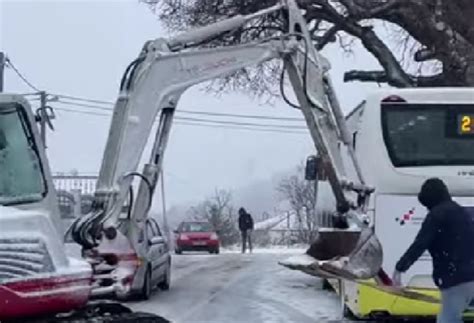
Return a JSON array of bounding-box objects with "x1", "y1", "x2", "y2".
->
[
  {"x1": 395, "y1": 178, "x2": 474, "y2": 289},
  {"x1": 238, "y1": 211, "x2": 254, "y2": 231}
]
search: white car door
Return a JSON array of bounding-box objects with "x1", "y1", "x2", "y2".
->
[
  {"x1": 145, "y1": 220, "x2": 160, "y2": 282},
  {"x1": 147, "y1": 219, "x2": 167, "y2": 283}
]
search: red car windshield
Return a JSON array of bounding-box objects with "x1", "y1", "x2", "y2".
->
[{"x1": 181, "y1": 222, "x2": 213, "y2": 232}]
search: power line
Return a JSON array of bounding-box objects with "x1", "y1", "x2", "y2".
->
[
  {"x1": 174, "y1": 121, "x2": 306, "y2": 135},
  {"x1": 53, "y1": 94, "x2": 305, "y2": 122},
  {"x1": 56, "y1": 100, "x2": 112, "y2": 112},
  {"x1": 54, "y1": 106, "x2": 110, "y2": 117},
  {"x1": 176, "y1": 116, "x2": 306, "y2": 129},
  {"x1": 4, "y1": 63, "x2": 305, "y2": 122},
  {"x1": 53, "y1": 103, "x2": 306, "y2": 129},
  {"x1": 52, "y1": 106, "x2": 307, "y2": 135},
  {"x1": 5, "y1": 57, "x2": 41, "y2": 92},
  {"x1": 55, "y1": 94, "x2": 113, "y2": 105},
  {"x1": 173, "y1": 108, "x2": 305, "y2": 122}
]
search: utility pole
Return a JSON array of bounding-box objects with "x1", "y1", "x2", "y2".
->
[
  {"x1": 37, "y1": 92, "x2": 56, "y2": 149},
  {"x1": 40, "y1": 91, "x2": 47, "y2": 144},
  {"x1": 0, "y1": 52, "x2": 5, "y2": 92},
  {"x1": 39, "y1": 91, "x2": 47, "y2": 147},
  {"x1": 313, "y1": 178, "x2": 320, "y2": 226}
]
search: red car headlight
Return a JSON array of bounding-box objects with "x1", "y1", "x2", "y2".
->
[
  {"x1": 180, "y1": 234, "x2": 189, "y2": 240},
  {"x1": 210, "y1": 233, "x2": 218, "y2": 240}
]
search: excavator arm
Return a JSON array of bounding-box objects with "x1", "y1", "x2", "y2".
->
[
  {"x1": 72, "y1": 0, "x2": 382, "y2": 282},
  {"x1": 72, "y1": 39, "x2": 292, "y2": 249}
]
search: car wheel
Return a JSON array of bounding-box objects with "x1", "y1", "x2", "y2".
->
[
  {"x1": 215, "y1": 247, "x2": 220, "y2": 254},
  {"x1": 139, "y1": 267, "x2": 152, "y2": 300},
  {"x1": 158, "y1": 260, "x2": 171, "y2": 291},
  {"x1": 175, "y1": 248, "x2": 182, "y2": 255}
]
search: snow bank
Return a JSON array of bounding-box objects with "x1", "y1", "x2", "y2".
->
[{"x1": 278, "y1": 254, "x2": 316, "y2": 267}]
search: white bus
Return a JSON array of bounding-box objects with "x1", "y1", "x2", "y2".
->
[{"x1": 328, "y1": 88, "x2": 474, "y2": 319}]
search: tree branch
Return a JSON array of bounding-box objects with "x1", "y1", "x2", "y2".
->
[
  {"x1": 339, "y1": 0, "x2": 401, "y2": 19},
  {"x1": 344, "y1": 70, "x2": 447, "y2": 87},
  {"x1": 302, "y1": 1, "x2": 413, "y2": 87},
  {"x1": 314, "y1": 25, "x2": 339, "y2": 50},
  {"x1": 344, "y1": 70, "x2": 388, "y2": 83},
  {"x1": 380, "y1": 2, "x2": 470, "y2": 78}
]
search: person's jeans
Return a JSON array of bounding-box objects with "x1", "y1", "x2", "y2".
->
[
  {"x1": 241, "y1": 230, "x2": 252, "y2": 253},
  {"x1": 438, "y1": 281, "x2": 474, "y2": 323}
]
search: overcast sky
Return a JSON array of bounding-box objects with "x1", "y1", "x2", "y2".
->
[{"x1": 1, "y1": 0, "x2": 381, "y2": 208}]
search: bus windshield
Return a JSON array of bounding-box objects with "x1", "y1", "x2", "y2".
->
[
  {"x1": 0, "y1": 104, "x2": 46, "y2": 205},
  {"x1": 382, "y1": 103, "x2": 474, "y2": 167}
]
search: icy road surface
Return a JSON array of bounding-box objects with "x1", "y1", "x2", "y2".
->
[{"x1": 130, "y1": 250, "x2": 349, "y2": 323}]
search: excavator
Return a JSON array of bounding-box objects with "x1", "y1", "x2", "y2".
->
[{"x1": 0, "y1": 0, "x2": 382, "y2": 321}]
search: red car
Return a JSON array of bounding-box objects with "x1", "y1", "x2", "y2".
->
[{"x1": 174, "y1": 221, "x2": 220, "y2": 254}]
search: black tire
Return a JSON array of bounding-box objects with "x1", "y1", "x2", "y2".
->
[
  {"x1": 343, "y1": 304, "x2": 365, "y2": 321},
  {"x1": 343, "y1": 304, "x2": 353, "y2": 319},
  {"x1": 88, "y1": 312, "x2": 171, "y2": 323},
  {"x1": 9, "y1": 302, "x2": 171, "y2": 323},
  {"x1": 158, "y1": 260, "x2": 171, "y2": 291},
  {"x1": 322, "y1": 279, "x2": 333, "y2": 291},
  {"x1": 139, "y1": 267, "x2": 152, "y2": 300},
  {"x1": 175, "y1": 248, "x2": 182, "y2": 255},
  {"x1": 215, "y1": 247, "x2": 220, "y2": 254},
  {"x1": 103, "y1": 312, "x2": 170, "y2": 323}
]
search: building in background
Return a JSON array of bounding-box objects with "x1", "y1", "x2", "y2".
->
[{"x1": 53, "y1": 172, "x2": 98, "y2": 238}]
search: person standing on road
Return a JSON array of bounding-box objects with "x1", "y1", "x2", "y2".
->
[
  {"x1": 392, "y1": 178, "x2": 474, "y2": 323},
  {"x1": 238, "y1": 207, "x2": 254, "y2": 254}
]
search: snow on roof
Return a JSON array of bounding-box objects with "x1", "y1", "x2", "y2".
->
[
  {"x1": 254, "y1": 214, "x2": 287, "y2": 230},
  {"x1": 254, "y1": 212, "x2": 302, "y2": 231}
]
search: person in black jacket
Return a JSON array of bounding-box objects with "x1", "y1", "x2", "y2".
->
[
  {"x1": 238, "y1": 207, "x2": 254, "y2": 254},
  {"x1": 392, "y1": 178, "x2": 474, "y2": 323}
]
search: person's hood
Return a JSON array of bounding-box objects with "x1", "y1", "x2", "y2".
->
[{"x1": 418, "y1": 178, "x2": 451, "y2": 210}]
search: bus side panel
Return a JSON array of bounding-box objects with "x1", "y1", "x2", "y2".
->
[
  {"x1": 376, "y1": 194, "x2": 474, "y2": 288},
  {"x1": 375, "y1": 194, "x2": 433, "y2": 288}
]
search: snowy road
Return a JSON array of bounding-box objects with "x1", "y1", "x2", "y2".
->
[{"x1": 130, "y1": 250, "x2": 349, "y2": 323}]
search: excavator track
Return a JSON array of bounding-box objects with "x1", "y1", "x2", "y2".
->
[
  {"x1": 2, "y1": 302, "x2": 170, "y2": 323},
  {"x1": 5, "y1": 313, "x2": 169, "y2": 323}
]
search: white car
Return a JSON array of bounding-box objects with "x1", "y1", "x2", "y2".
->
[{"x1": 64, "y1": 217, "x2": 171, "y2": 300}]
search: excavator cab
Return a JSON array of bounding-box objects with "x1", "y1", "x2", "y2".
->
[{"x1": 0, "y1": 94, "x2": 93, "y2": 320}]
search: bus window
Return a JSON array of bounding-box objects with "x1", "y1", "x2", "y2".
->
[{"x1": 381, "y1": 103, "x2": 474, "y2": 167}]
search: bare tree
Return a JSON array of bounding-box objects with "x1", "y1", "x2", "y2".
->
[
  {"x1": 144, "y1": 0, "x2": 474, "y2": 90},
  {"x1": 188, "y1": 189, "x2": 240, "y2": 246},
  {"x1": 277, "y1": 164, "x2": 319, "y2": 243}
]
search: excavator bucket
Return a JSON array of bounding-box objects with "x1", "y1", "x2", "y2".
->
[{"x1": 280, "y1": 227, "x2": 383, "y2": 281}]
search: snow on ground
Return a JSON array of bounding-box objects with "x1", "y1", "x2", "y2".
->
[
  {"x1": 255, "y1": 258, "x2": 341, "y2": 322},
  {"x1": 129, "y1": 249, "x2": 349, "y2": 323},
  {"x1": 222, "y1": 245, "x2": 308, "y2": 254}
]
